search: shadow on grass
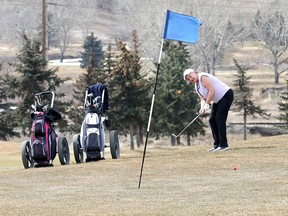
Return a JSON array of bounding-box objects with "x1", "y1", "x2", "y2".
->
[{"x1": 234, "y1": 145, "x2": 276, "y2": 150}]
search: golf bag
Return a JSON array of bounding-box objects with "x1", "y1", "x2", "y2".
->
[
  {"x1": 31, "y1": 114, "x2": 51, "y2": 162},
  {"x1": 30, "y1": 108, "x2": 60, "y2": 164},
  {"x1": 21, "y1": 91, "x2": 70, "y2": 169},
  {"x1": 80, "y1": 83, "x2": 109, "y2": 161}
]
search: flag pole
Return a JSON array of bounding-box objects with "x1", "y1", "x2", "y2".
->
[
  {"x1": 138, "y1": 38, "x2": 164, "y2": 189},
  {"x1": 138, "y1": 10, "x2": 201, "y2": 189}
]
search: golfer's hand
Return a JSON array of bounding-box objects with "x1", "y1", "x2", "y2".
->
[{"x1": 199, "y1": 103, "x2": 210, "y2": 115}]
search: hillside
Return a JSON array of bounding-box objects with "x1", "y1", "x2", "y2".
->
[{"x1": 1, "y1": 1, "x2": 288, "y2": 142}]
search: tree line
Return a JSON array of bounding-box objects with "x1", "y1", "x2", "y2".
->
[
  {"x1": 1, "y1": 1, "x2": 288, "y2": 84},
  {"x1": 0, "y1": 31, "x2": 205, "y2": 147},
  {"x1": 1, "y1": 30, "x2": 288, "y2": 147},
  {"x1": 1, "y1": 1, "x2": 288, "y2": 145}
]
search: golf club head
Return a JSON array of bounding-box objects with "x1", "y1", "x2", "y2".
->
[{"x1": 172, "y1": 133, "x2": 177, "y2": 138}]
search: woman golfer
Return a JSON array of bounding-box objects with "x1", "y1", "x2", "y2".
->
[{"x1": 183, "y1": 69, "x2": 234, "y2": 152}]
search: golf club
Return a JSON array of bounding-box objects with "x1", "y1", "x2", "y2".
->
[{"x1": 172, "y1": 114, "x2": 200, "y2": 138}]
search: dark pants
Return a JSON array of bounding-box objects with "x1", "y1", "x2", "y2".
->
[{"x1": 209, "y1": 89, "x2": 234, "y2": 148}]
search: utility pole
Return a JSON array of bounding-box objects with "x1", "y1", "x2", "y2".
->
[
  {"x1": 42, "y1": 0, "x2": 48, "y2": 69},
  {"x1": 285, "y1": 74, "x2": 288, "y2": 92}
]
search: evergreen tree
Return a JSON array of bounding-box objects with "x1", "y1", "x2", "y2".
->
[
  {"x1": 68, "y1": 41, "x2": 107, "y2": 133},
  {"x1": 108, "y1": 37, "x2": 150, "y2": 150},
  {"x1": 232, "y1": 58, "x2": 270, "y2": 140},
  {"x1": 80, "y1": 32, "x2": 104, "y2": 69},
  {"x1": 104, "y1": 43, "x2": 117, "y2": 75},
  {"x1": 0, "y1": 35, "x2": 69, "y2": 136},
  {"x1": 154, "y1": 41, "x2": 205, "y2": 145},
  {"x1": 130, "y1": 30, "x2": 153, "y2": 148},
  {"x1": 0, "y1": 63, "x2": 20, "y2": 140},
  {"x1": 277, "y1": 91, "x2": 288, "y2": 128}
]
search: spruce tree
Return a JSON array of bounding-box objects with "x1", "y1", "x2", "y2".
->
[
  {"x1": 68, "y1": 37, "x2": 107, "y2": 133},
  {"x1": 0, "y1": 35, "x2": 69, "y2": 136},
  {"x1": 80, "y1": 32, "x2": 104, "y2": 69},
  {"x1": 154, "y1": 41, "x2": 205, "y2": 145},
  {"x1": 103, "y1": 43, "x2": 117, "y2": 76},
  {"x1": 277, "y1": 91, "x2": 288, "y2": 128},
  {"x1": 130, "y1": 30, "x2": 152, "y2": 147},
  {"x1": 232, "y1": 58, "x2": 270, "y2": 140},
  {"x1": 0, "y1": 63, "x2": 20, "y2": 140},
  {"x1": 108, "y1": 37, "x2": 150, "y2": 150}
]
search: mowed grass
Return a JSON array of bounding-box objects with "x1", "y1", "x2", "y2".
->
[
  {"x1": 0, "y1": 135, "x2": 287, "y2": 216},
  {"x1": 0, "y1": 45, "x2": 287, "y2": 215}
]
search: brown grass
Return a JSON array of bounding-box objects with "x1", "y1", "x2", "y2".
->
[
  {"x1": 0, "y1": 34, "x2": 287, "y2": 216},
  {"x1": 0, "y1": 134, "x2": 287, "y2": 216}
]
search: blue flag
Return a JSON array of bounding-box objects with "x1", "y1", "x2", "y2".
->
[{"x1": 163, "y1": 10, "x2": 202, "y2": 44}]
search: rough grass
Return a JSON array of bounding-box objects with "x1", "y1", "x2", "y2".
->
[
  {"x1": 1, "y1": 30, "x2": 288, "y2": 216},
  {"x1": 0, "y1": 134, "x2": 287, "y2": 216}
]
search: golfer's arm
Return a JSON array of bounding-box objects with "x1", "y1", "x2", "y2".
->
[
  {"x1": 201, "y1": 76, "x2": 214, "y2": 104},
  {"x1": 200, "y1": 97, "x2": 206, "y2": 109}
]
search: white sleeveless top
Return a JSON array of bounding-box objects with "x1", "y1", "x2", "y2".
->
[{"x1": 194, "y1": 72, "x2": 230, "y2": 103}]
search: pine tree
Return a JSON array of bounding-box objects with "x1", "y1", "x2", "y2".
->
[
  {"x1": 108, "y1": 37, "x2": 150, "y2": 150},
  {"x1": 68, "y1": 40, "x2": 107, "y2": 133},
  {"x1": 130, "y1": 30, "x2": 152, "y2": 147},
  {"x1": 80, "y1": 32, "x2": 104, "y2": 69},
  {"x1": 103, "y1": 43, "x2": 117, "y2": 76},
  {"x1": 0, "y1": 63, "x2": 20, "y2": 140},
  {"x1": 277, "y1": 91, "x2": 288, "y2": 128},
  {"x1": 232, "y1": 58, "x2": 270, "y2": 140},
  {"x1": 0, "y1": 35, "x2": 69, "y2": 136},
  {"x1": 154, "y1": 41, "x2": 205, "y2": 146}
]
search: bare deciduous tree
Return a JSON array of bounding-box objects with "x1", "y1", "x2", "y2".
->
[
  {"x1": 49, "y1": 1, "x2": 76, "y2": 62},
  {"x1": 113, "y1": 0, "x2": 245, "y2": 75},
  {"x1": 252, "y1": 9, "x2": 288, "y2": 84},
  {"x1": 1, "y1": 1, "x2": 41, "y2": 45},
  {"x1": 190, "y1": 0, "x2": 245, "y2": 75}
]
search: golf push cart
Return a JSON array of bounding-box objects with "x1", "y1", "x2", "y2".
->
[
  {"x1": 72, "y1": 83, "x2": 120, "y2": 163},
  {"x1": 21, "y1": 91, "x2": 70, "y2": 169}
]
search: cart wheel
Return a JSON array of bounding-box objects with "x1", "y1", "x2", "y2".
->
[
  {"x1": 21, "y1": 141, "x2": 33, "y2": 169},
  {"x1": 109, "y1": 130, "x2": 120, "y2": 159},
  {"x1": 73, "y1": 134, "x2": 83, "y2": 163},
  {"x1": 58, "y1": 136, "x2": 70, "y2": 165}
]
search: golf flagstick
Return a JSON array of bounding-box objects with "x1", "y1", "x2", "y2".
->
[
  {"x1": 138, "y1": 10, "x2": 201, "y2": 189},
  {"x1": 138, "y1": 39, "x2": 164, "y2": 189}
]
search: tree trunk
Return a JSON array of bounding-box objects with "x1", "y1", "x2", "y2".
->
[
  {"x1": 211, "y1": 55, "x2": 216, "y2": 76},
  {"x1": 187, "y1": 134, "x2": 191, "y2": 146},
  {"x1": 136, "y1": 125, "x2": 141, "y2": 148},
  {"x1": 171, "y1": 135, "x2": 176, "y2": 146},
  {"x1": 60, "y1": 48, "x2": 64, "y2": 63},
  {"x1": 177, "y1": 136, "x2": 180, "y2": 145},
  {"x1": 129, "y1": 124, "x2": 134, "y2": 150},
  {"x1": 274, "y1": 68, "x2": 279, "y2": 84},
  {"x1": 244, "y1": 110, "x2": 247, "y2": 140},
  {"x1": 273, "y1": 54, "x2": 279, "y2": 84},
  {"x1": 155, "y1": 133, "x2": 160, "y2": 140},
  {"x1": 139, "y1": 126, "x2": 144, "y2": 144}
]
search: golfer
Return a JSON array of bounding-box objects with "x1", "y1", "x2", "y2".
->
[{"x1": 183, "y1": 69, "x2": 234, "y2": 152}]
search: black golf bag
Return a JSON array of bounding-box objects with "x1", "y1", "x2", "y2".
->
[{"x1": 80, "y1": 83, "x2": 109, "y2": 161}]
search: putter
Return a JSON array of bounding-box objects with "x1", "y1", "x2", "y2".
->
[{"x1": 172, "y1": 114, "x2": 200, "y2": 138}]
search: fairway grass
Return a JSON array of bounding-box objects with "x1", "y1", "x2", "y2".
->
[{"x1": 0, "y1": 135, "x2": 287, "y2": 216}]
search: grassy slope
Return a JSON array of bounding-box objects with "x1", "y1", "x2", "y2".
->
[
  {"x1": 0, "y1": 9, "x2": 287, "y2": 215},
  {"x1": 0, "y1": 134, "x2": 287, "y2": 216}
]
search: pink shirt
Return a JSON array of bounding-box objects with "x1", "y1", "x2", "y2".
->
[{"x1": 194, "y1": 72, "x2": 230, "y2": 103}]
